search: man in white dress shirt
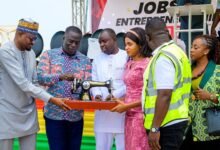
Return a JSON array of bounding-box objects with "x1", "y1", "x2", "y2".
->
[
  {"x1": 91, "y1": 28, "x2": 127, "y2": 150},
  {"x1": 0, "y1": 18, "x2": 70, "y2": 150}
]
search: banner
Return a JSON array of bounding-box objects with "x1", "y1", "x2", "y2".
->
[
  {"x1": 92, "y1": 0, "x2": 107, "y2": 32},
  {"x1": 92, "y1": 0, "x2": 217, "y2": 36}
]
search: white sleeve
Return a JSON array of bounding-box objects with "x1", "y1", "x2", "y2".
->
[
  {"x1": 155, "y1": 56, "x2": 175, "y2": 89},
  {"x1": 112, "y1": 84, "x2": 126, "y2": 98},
  {"x1": 0, "y1": 48, "x2": 52, "y2": 102},
  {"x1": 90, "y1": 59, "x2": 102, "y2": 97}
]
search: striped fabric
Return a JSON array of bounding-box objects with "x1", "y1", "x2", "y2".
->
[{"x1": 13, "y1": 100, "x2": 117, "y2": 150}]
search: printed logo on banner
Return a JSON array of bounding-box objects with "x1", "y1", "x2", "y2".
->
[{"x1": 98, "y1": 0, "x2": 215, "y2": 36}]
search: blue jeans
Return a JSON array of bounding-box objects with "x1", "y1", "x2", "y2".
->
[{"x1": 44, "y1": 116, "x2": 83, "y2": 150}]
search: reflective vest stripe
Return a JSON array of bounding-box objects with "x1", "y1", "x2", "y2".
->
[
  {"x1": 143, "y1": 42, "x2": 191, "y2": 129},
  {"x1": 144, "y1": 93, "x2": 190, "y2": 114},
  {"x1": 174, "y1": 77, "x2": 191, "y2": 90},
  {"x1": 147, "y1": 77, "x2": 191, "y2": 96},
  {"x1": 162, "y1": 51, "x2": 182, "y2": 82},
  {"x1": 145, "y1": 50, "x2": 191, "y2": 96}
]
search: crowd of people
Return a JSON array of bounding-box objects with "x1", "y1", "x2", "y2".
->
[{"x1": 0, "y1": 2, "x2": 220, "y2": 150}]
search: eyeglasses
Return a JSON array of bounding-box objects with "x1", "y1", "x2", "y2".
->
[{"x1": 25, "y1": 33, "x2": 37, "y2": 41}]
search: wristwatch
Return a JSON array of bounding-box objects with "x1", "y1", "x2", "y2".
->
[{"x1": 151, "y1": 127, "x2": 160, "y2": 133}]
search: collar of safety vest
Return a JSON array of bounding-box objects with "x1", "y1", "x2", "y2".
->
[{"x1": 152, "y1": 40, "x2": 174, "y2": 56}]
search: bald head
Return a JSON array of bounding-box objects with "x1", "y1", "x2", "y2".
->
[
  {"x1": 100, "y1": 28, "x2": 117, "y2": 41},
  {"x1": 98, "y1": 28, "x2": 118, "y2": 55},
  {"x1": 145, "y1": 18, "x2": 171, "y2": 51},
  {"x1": 145, "y1": 18, "x2": 167, "y2": 34}
]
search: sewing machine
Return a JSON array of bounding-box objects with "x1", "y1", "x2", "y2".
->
[{"x1": 71, "y1": 78, "x2": 113, "y2": 101}]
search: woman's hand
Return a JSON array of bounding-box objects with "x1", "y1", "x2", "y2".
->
[
  {"x1": 111, "y1": 99, "x2": 129, "y2": 113},
  {"x1": 193, "y1": 87, "x2": 211, "y2": 100}
]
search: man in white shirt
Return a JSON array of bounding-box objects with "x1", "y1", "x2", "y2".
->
[{"x1": 91, "y1": 28, "x2": 127, "y2": 150}]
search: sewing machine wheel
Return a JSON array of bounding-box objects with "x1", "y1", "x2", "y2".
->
[{"x1": 82, "y1": 81, "x2": 90, "y2": 90}]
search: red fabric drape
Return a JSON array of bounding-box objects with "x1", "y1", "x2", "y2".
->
[{"x1": 92, "y1": 0, "x2": 107, "y2": 32}]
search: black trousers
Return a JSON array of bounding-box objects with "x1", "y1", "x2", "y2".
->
[
  {"x1": 147, "y1": 121, "x2": 188, "y2": 150},
  {"x1": 180, "y1": 126, "x2": 220, "y2": 150}
]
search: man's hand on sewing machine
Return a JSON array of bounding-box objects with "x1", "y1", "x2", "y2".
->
[
  {"x1": 95, "y1": 95, "x2": 103, "y2": 101},
  {"x1": 59, "y1": 74, "x2": 75, "y2": 81},
  {"x1": 105, "y1": 94, "x2": 114, "y2": 101}
]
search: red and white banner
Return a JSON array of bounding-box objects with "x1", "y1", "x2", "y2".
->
[{"x1": 92, "y1": 0, "x2": 217, "y2": 36}]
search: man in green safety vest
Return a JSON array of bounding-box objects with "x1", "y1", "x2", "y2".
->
[{"x1": 142, "y1": 18, "x2": 192, "y2": 150}]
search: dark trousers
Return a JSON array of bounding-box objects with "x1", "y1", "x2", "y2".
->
[
  {"x1": 180, "y1": 126, "x2": 220, "y2": 150},
  {"x1": 156, "y1": 121, "x2": 188, "y2": 150},
  {"x1": 45, "y1": 116, "x2": 83, "y2": 150}
]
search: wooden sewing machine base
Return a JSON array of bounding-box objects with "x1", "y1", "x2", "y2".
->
[{"x1": 64, "y1": 100, "x2": 118, "y2": 110}]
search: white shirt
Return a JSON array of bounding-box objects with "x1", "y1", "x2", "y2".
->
[
  {"x1": 155, "y1": 56, "x2": 175, "y2": 89},
  {"x1": 91, "y1": 49, "x2": 127, "y2": 133},
  {"x1": 152, "y1": 41, "x2": 175, "y2": 90}
]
